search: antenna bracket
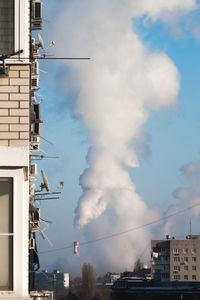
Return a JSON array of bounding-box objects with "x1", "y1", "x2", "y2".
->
[{"x1": 0, "y1": 58, "x2": 8, "y2": 77}]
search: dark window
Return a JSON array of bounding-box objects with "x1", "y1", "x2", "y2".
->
[
  {"x1": 162, "y1": 273, "x2": 170, "y2": 279},
  {"x1": 184, "y1": 275, "x2": 188, "y2": 280},
  {"x1": 192, "y1": 266, "x2": 196, "y2": 271},
  {"x1": 0, "y1": 0, "x2": 14, "y2": 55},
  {"x1": 191, "y1": 248, "x2": 197, "y2": 254},
  {"x1": 192, "y1": 257, "x2": 197, "y2": 262},
  {"x1": 174, "y1": 257, "x2": 180, "y2": 262},
  {"x1": 192, "y1": 275, "x2": 196, "y2": 280},
  {"x1": 184, "y1": 266, "x2": 188, "y2": 271},
  {"x1": 184, "y1": 257, "x2": 188, "y2": 262}
]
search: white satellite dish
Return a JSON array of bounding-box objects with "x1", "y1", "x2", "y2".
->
[
  {"x1": 37, "y1": 33, "x2": 45, "y2": 49},
  {"x1": 41, "y1": 170, "x2": 50, "y2": 192}
]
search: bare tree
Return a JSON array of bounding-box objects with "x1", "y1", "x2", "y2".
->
[
  {"x1": 133, "y1": 258, "x2": 143, "y2": 273},
  {"x1": 81, "y1": 263, "x2": 96, "y2": 300}
]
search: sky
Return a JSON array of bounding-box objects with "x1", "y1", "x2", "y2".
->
[{"x1": 34, "y1": 0, "x2": 200, "y2": 276}]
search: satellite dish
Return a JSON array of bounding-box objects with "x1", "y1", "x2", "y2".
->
[
  {"x1": 37, "y1": 33, "x2": 45, "y2": 49},
  {"x1": 41, "y1": 170, "x2": 50, "y2": 192}
]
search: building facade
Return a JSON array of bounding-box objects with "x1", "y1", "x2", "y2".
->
[
  {"x1": 0, "y1": 0, "x2": 30, "y2": 298},
  {"x1": 34, "y1": 270, "x2": 69, "y2": 293},
  {"x1": 151, "y1": 236, "x2": 200, "y2": 282},
  {"x1": 0, "y1": 0, "x2": 42, "y2": 298}
]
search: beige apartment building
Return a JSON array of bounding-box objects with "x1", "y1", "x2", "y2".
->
[
  {"x1": 151, "y1": 236, "x2": 200, "y2": 282},
  {"x1": 0, "y1": 0, "x2": 42, "y2": 298}
]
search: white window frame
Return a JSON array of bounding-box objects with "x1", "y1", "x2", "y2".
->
[
  {"x1": 0, "y1": 169, "x2": 29, "y2": 296},
  {"x1": 173, "y1": 248, "x2": 180, "y2": 254},
  {"x1": 5, "y1": 0, "x2": 30, "y2": 63},
  {"x1": 0, "y1": 178, "x2": 13, "y2": 290}
]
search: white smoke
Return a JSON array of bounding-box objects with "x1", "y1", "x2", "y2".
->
[
  {"x1": 48, "y1": 0, "x2": 198, "y2": 272},
  {"x1": 164, "y1": 161, "x2": 200, "y2": 236}
]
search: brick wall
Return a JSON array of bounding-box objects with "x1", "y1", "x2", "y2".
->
[{"x1": 0, "y1": 64, "x2": 30, "y2": 147}]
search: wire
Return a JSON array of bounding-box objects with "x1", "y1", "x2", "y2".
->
[
  {"x1": 39, "y1": 202, "x2": 200, "y2": 254},
  {"x1": 6, "y1": 57, "x2": 91, "y2": 60}
]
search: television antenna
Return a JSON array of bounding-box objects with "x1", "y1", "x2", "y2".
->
[
  {"x1": 37, "y1": 33, "x2": 55, "y2": 51},
  {"x1": 30, "y1": 154, "x2": 59, "y2": 161},
  {"x1": 39, "y1": 219, "x2": 53, "y2": 247},
  {"x1": 0, "y1": 49, "x2": 23, "y2": 76}
]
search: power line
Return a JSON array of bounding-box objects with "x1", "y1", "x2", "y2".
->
[
  {"x1": 6, "y1": 57, "x2": 91, "y2": 60},
  {"x1": 39, "y1": 202, "x2": 200, "y2": 254}
]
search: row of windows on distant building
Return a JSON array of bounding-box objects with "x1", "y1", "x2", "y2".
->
[
  {"x1": 154, "y1": 256, "x2": 197, "y2": 262},
  {"x1": 173, "y1": 248, "x2": 197, "y2": 254},
  {"x1": 153, "y1": 247, "x2": 197, "y2": 254},
  {"x1": 174, "y1": 275, "x2": 197, "y2": 280},
  {"x1": 173, "y1": 256, "x2": 197, "y2": 262},
  {"x1": 174, "y1": 265, "x2": 197, "y2": 271},
  {"x1": 159, "y1": 273, "x2": 197, "y2": 280}
]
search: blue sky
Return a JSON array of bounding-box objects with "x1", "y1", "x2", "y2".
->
[
  {"x1": 35, "y1": 1, "x2": 200, "y2": 274},
  {"x1": 131, "y1": 16, "x2": 200, "y2": 210}
]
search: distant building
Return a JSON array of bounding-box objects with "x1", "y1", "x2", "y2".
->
[
  {"x1": 151, "y1": 235, "x2": 200, "y2": 281},
  {"x1": 104, "y1": 272, "x2": 120, "y2": 283},
  {"x1": 112, "y1": 279, "x2": 200, "y2": 300},
  {"x1": 30, "y1": 290, "x2": 54, "y2": 300},
  {"x1": 121, "y1": 267, "x2": 151, "y2": 280},
  {"x1": 34, "y1": 270, "x2": 69, "y2": 293}
]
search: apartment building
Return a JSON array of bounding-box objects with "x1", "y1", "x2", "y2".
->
[
  {"x1": 151, "y1": 235, "x2": 200, "y2": 282},
  {"x1": 34, "y1": 270, "x2": 69, "y2": 292},
  {"x1": 0, "y1": 0, "x2": 42, "y2": 298}
]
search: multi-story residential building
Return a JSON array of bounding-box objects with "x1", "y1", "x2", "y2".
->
[
  {"x1": 151, "y1": 235, "x2": 200, "y2": 282},
  {"x1": 0, "y1": 1, "x2": 31, "y2": 298},
  {"x1": 34, "y1": 270, "x2": 69, "y2": 292},
  {"x1": 0, "y1": 0, "x2": 42, "y2": 298}
]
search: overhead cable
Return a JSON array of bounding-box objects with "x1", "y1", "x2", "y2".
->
[{"x1": 39, "y1": 202, "x2": 200, "y2": 254}]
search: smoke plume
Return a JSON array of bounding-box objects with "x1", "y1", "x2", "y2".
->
[
  {"x1": 164, "y1": 161, "x2": 200, "y2": 236},
  {"x1": 48, "y1": 0, "x2": 198, "y2": 272}
]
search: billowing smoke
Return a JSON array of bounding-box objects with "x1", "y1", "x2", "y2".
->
[
  {"x1": 48, "y1": 0, "x2": 198, "y2": 272},
  {"x1": 164, "y1": 161, "x2": 200, "y2": 236}
]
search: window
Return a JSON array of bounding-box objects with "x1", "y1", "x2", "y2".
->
[
  {"x1": 184, "y1": 257, "x2": 188, "y2": 262},
  {"x1": 192, "y1": 275, "x2": 196, "y2": 280},
  {"x1": 191, "y1": 248, "x2": 197, "y2": 254},
  {"x1": 173, "y1": 248, "x2": 180, "y2": 254},
  {"x1": 192, "y1": 266, "x2": 196, "y2": 271},
  {"x1": 184, "y1": 266, "x2": 188, "y2": 271},
  {"x1": 162, "y1": 273, "x2": 170, "y2": 279},
  {"x1": 174, "y1": 266, "x2": 180, "y2": 271},
  {"x1": 192, "y1": 257, "x2": 197, "y2": 262},
  {"x1": 0, "y1": 178, "x2": 13, "y2": 290},
  {"x1": 0, "y1": 0, "x2": 29, "y2": 60},
  {"x1": 174, "y1": 275, "x2": 180, "y2": 280},
  {"x1": 183, "y1": 248, "x2": 188, "y2": 254},
  {"x1": 0, "y1": 0, "x2": 14, "y2": 55},
  {"x1": 174, "y1": 257, "x2": 180, "y2": 262},
  {"x1": 184, "y1": 275, "x2": 188, "y2": 280}
]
